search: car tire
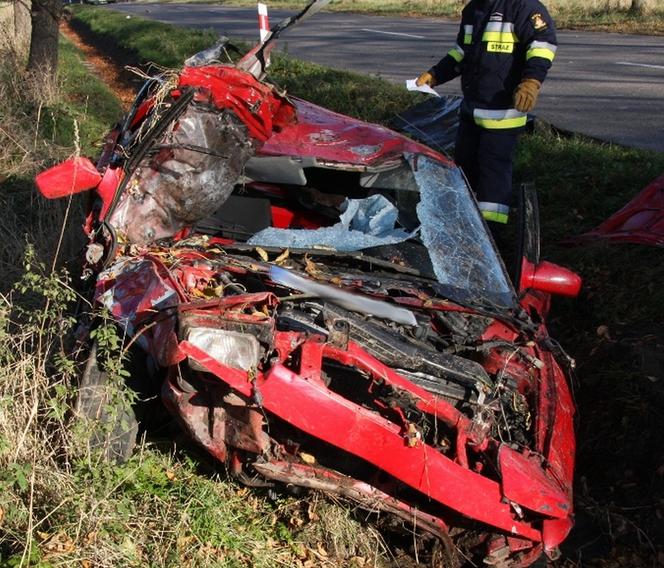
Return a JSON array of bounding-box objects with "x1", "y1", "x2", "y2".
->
[{"x1": 75, "y1": 340, "x2": 139, "y2": 462}]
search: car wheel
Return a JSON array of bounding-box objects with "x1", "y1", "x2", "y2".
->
[{"x1": 75, "y1": 340, "x2": 139, "y2": 462}]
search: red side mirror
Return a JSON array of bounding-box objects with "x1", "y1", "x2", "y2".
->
[
  {"x1": 35, "y1": 157, "x2": 102, "y2": 199},
  {"x1": 520, "y1": 259, "x2": 582, "y2": 298}
]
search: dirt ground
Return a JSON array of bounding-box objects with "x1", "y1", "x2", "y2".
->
[{"x1": 60, "y1": 20, "x2": 140, "y2": 109}]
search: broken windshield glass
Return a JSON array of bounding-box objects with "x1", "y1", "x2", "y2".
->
[{"x1": 412, "y1": 155, "x2": 516, "y2": 309}]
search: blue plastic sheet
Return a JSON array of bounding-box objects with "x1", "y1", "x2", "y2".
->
[{"x1": 248, "y1": 194, "x2": 417, "y2": 251}]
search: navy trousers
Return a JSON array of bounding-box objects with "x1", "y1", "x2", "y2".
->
[{"x1": 454, "y1": 117, "x2": 523, "y2": 223}]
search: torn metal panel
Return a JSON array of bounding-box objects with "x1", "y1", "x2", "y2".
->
[
  {"x1": 109, "y1": 104, "x2": 255, "y2": 244},
  {"x1": 567, "y1": 173, "x2": 664, "y2": 247},
  {"x1": 181, "y1": 338, "x2": 541, "y2": 541},
  {"x1": 251, "y1": 460, "x2": 457, "y2": 551},
  {"x1": 498, "y1": 445, "x2": 570, "y2": 519},
  {"x1": 259, "y1": 97, "x2": 442, "y2": 166}
]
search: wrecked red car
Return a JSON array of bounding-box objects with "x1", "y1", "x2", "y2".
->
[{"x1": 36, "y1": 2, "x2": 581, "y2": 565}]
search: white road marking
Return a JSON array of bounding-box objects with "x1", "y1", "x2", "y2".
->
[
  {"x1": 360, "y1": 28, "x2": 426, "y2": 40},
  {"x1": 616, "y1": 61, "x2": 664, "y2": 70}
]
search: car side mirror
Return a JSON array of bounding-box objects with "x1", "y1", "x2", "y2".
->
[
  {"x1": 35, "y1": 157, "x2": 102, "y2": 199},
  {"x1": 520, "y1": 259, "x2": 582, "y2": 298},
  {"x1": 514, "y1": 182, "x2": 582, "y2": 297}
]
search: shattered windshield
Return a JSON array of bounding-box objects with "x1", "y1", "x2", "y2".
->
[
  {"x1": 412, "y1": 155, "x2": 516, "y2": 309},
  {"x1": 247, "y1": 154, "x2": 515, "y2": 310}
]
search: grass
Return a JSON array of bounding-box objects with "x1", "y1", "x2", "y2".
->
[
  {"x1": 0, "y1": 36, "x2": 122, "y2": 287},
  {"x1": 515, "y1": 131, "x2": 664, "y2": 324},
  {"x1": 69, "y1": 6, "x2": 219, "y2": 69},
  {"x1": 4, "y1": 7, "x2": 664, "y2": 567},
  {"x1": 70, "y1": 4, "x2": 426, "y2": 124}
]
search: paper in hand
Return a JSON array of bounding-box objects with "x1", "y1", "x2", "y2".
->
[{"x1": 406, "y1": 79, "x2": 440, "y2": 97}]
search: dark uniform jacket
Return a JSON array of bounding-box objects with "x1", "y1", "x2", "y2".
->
[{"x1": 431, "y1": 0, "x2": 557, "y2": 129}]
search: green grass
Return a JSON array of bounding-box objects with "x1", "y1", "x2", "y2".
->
[
  {"x1": 70, "y1": 5, "x2": 426, "y2": 125},
  {"x1": 69, "y1": 5, "x2": 219, "y2": 69},
  {"x1": 515, "y1": 131, "x2": 664, "y2": 325},
  {"x1": 0, "y1": 35, "x2": 122, "y2": 287},
  {"x1": 267, "y1": 55, "x2": 426, "y2": 124},
  {"x1": 48, "y1": 38, "x2": 124, "y2": 152}
]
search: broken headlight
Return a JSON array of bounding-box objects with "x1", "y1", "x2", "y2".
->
[{"x1": 186, "y1": 327, "x2": 261, "y2": 372}]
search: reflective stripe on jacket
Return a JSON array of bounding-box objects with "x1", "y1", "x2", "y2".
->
[
  {"x1": 478, "y1": 201, "x2": 510, "y2": 224},
  {"x1": 431, "y1": 0, "x2": 557, "y2": 130}
]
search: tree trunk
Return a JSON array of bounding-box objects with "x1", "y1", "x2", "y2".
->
[
  {"x1": 27, "y1": 0, "x2": 62, "y2": 79},
  {"x1": 630, "y1": 0, "x2": 651, "y2": 14},
  {"x1": 14, "y1": 0, "x2": 32, "y2": 59}
]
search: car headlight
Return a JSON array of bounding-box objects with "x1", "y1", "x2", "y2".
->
[{"x1": 186, "y1": 327, "x2": 261, "y2": 372}]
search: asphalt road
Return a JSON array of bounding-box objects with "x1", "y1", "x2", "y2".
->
[{"x1": 107, "y1": 3, "x2": 664, "y2": 152}]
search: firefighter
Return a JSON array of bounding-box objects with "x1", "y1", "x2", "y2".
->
[{"x1": 417, "y1": 0, "x2": 557, "y2": 228}]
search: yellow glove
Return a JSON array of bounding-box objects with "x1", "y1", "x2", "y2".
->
[
  {"x1": 416, "y1": 71, "x2": 437, "y2": 88},
  {"x1": 513, "y1": 78, "x2": 541, "y2": 112}
]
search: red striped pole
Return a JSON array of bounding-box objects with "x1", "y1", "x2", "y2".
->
[
  {"x1": 257, "y1": 3, "x2": 270, "y2": 43},
  {"x1": 257, "y1": 2, "x2": 270, "y2": 68}
]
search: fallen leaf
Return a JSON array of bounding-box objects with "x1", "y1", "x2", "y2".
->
[
  {"x1": 596, "y1": 324, "x2": 611, "y2": 339},
  {"x1": 304, "y1": 256, "x2": 323, "y2": 278},
  {"x1": 316, "y1": 542, "x2": 328, "y2": 557},
  {"x1": 274, "y1": 249, "x2": 290, "y2": 265},
  {"x1": 41, "y1": 531, "x2": 75, "y2": 556},
  {"x1": 299, "y1": 452, "x2": 316, "y2": 465},
  {"x1": 293, "y1": 542, "x2": 307, "y2": 558},
  {"x1": 289, "y1": 514, "x2": 305, "y2": 528},
  {"x1": 306, "y1": 502, "x2": 319, "y2": 523},
  {"x1": 177, "y1": 535, "x2": 197, "y2": 549},
  {"x1": 255, "y1": 247, "x2": 269, "y2": 262}
]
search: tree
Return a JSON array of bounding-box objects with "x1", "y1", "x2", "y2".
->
[
  {"x1": 14, "y1": 0, "x2": 32, "y2": 58},
  {"x1": 27, "y1": 0, "x2": 63, "y2": 79},
  {"x1": 630, "y1": 0, "x2": 652, "y2": 15}
]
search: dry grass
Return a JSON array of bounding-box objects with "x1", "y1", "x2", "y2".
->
[
  {"x1": 0, "y1": 46, "x2": 59, "y2": 181},
  {"x1": 0, "y1": 32, "x2": 123, "y2": 287}
]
